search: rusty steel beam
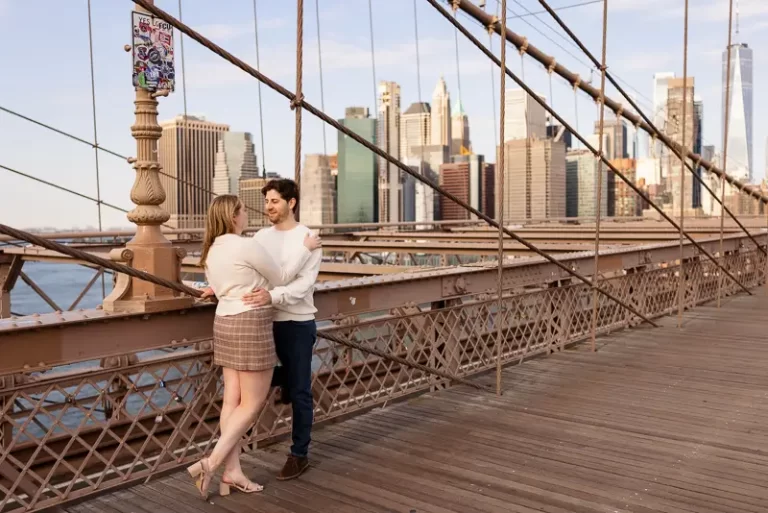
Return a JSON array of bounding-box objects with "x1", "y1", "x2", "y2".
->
[
  {"x1": 451, "y1": 0, "x2": 768, "y2": 205},
  {"x1": 0, "y1": 233, "x2": 759, "y2": 375}
]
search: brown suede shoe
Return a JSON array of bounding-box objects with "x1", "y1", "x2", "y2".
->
[{"x1": 276, "y1": 455, "x2": 309, "y2": 481}]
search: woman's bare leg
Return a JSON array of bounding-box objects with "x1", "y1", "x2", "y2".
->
[
  {"x1": 206, "y1": 368, "x2": 273, "y2": 472},
  {"x1": 219, "y1": 368, "x2": 245, "y2": 480}
]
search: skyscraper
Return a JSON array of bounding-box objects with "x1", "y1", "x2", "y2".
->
[
  {"x1": 401, "y1": 102, "x2": 431, "y2": 159},
  {"x1": 666, "y1": 77, "x2": 696, "y2": 213},
  {"x1": 212, "y1": 132, "x2": 260, "y2": 196},
  {"x1": 693, "y1": 97, "x2": 703, "y2": 208},
  {"x1": 338, "y1": 107, "x2": 377, "y2": 224},
  {"x1": 722, "y1": 42, "x2": 753, "y2": 181},
  {"x1": 498, "y1": 138, "x2": 566, "y2": 220},
  {"x1": 431, "y1": 77, "x2": 451, "y2": 147},
  {"x1": 158, "y1": 115, "x2": 229, "y2": 229},
  {"x1": 377, "y1": 81, "x2": 401, "y2": 223},
  {"x1": 652, "y1": 72, "x2": 675, "y2": 158},
  {"x1": 503, "y1": 89, "x2": 547, "y2": 141},
  {"x1": 300, "y1": 154, "x2": 335, "y2": 226},
  {"x1": 451, "y1": 99, "x2": 470, "y2": 155}
]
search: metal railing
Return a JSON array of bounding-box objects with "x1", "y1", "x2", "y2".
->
[{"x1": 0, "y1": 233, "x2": 764, "y2": 512}]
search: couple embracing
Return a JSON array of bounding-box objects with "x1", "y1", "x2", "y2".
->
[{"x1": 188, "y1": 178, "x2": 321, "y2": 499}]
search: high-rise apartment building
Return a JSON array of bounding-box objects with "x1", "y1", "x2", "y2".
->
[
  {"x1": 547, "y1": 123, "x2": 572, "y2": 151},
  {"x1": 503, "y1": 89, "x2": 547, "y2": 141},
  {"x1": 498, "y1": 138, "x2": 566, "y2": 220},
  {"x1": 666, "y1": 77, "x2": 698, "y2": 213},
  {"x1": 722, "y1": 42, "x2": 753, "y2": 181},
  {"x1": 610, "y1": 158, "x2": 639, "y2": 217},
  {"x1": 652, "y1": 72, "x2": 675, "y2": 158},
  {"x1": 212, "y1": 132, "x2": 260, "y2": 196},
  {"x1": 451, "y1": 99, "x2": 470, "y2": 155},
  {"x1": 431, "y1": 77, "x2": 451, "y2": 148},
  {"x1": 593, "y1": 117, "x2": 628, "y2": 160},
  {"x1": 300, "y1": 154, "x2": 335, "y2": 226},
  {"x1": 565, "y1": 150, "x2": 607, "y2": 218},
  {"x1": 401, "y1": 102, "x2": 431, "y2": 159},
  {"x1": 693, "y1": 97, "x2": 704, "y2": 208},
  {"x1": 377, "y1": 81, "x2": 401, "y2": 223},
  {"x1": 239, "y1": 177, "x2": 269, "y2": 228},
  {"x1": 158, "y1": 115, "x2": 230, "y2": 229},
  {"x1": 338, "y1": 107, "x2": 377, "y2": 224},
  {"x1": 439, "y1": 154, "x2": 494, "y2": 220}
]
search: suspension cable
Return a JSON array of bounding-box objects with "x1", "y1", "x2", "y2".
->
[
  {"x1": 367, "y1": 0, "x2": 378, "y2": 111},
  {"x1": 0, "y1": 106, "x2": 268, "y2": 221},
  {"x1": 86, "y1": 0, "x2": 104, "y2": 240},
  {"x1": 252, "y1": 0, "x2": 268, "y2": 176},
  {"x1": 294, "y1": 0, "x2": 304, "y2": 193},
  {"x1": 495, "y1": 0, "x2": 508, "y2": 395},
  {"x1": 532, "y1": 0, "x2": 765, "y2": 256},
  {"x1": 86, "y1": 0, "x2": 106, "y2": 298},
  {"x1": 425, "y1": 0, "x2": 751, "y2": 297},
  {"x1": 677, "y1": 0, "x2": 690, "y2": 327},
  {"x1": 718, "y1": 0, "x2": 736, "y2": 307},
  {"x1": 128, "y1": 0, "x2": 660, "y2": 328},
  {"x1": 1, "y1": 164, "x2": 132, "y2": 216},
  {"x1": 315, "y1": 0, "x2": 327, "y2": 156},
  {"x1": 413, "y1": 0, "x2": 429, "y2": 223},
  {"x1": 454, "y1": 0, "x2": 765, "y2": 205},
  {"x1": 0, "y1": 222, "x2": 491, "y2": 392},
  {"x1": 590, "y1": 0, "x2": 608, "y2": 352}
]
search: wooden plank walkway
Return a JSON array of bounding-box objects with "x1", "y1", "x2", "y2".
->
[{"x1": 64, "y1": 290, "x2": 768, "y2": 513}]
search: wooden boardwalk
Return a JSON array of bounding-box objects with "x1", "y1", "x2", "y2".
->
[{"x1": 64, "y1": 290, "x2": 768, "y2": 513}]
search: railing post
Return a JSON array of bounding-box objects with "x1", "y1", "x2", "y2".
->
[
  {"x1": 0, "y1": 255, "x2": 22, "y2": 319},
  {"x1": 104, "y1": 0, "x2": 192, "y2": 313}
]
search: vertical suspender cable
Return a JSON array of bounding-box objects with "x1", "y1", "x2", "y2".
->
[
  {"x1": 495, "y1": 0, "x2": 508, "y2": 396},
  {"x1": 252, "y1": 0, "x2": 268, "y2": 176},
  {"x1": 178, "y1": 0, "x2": 191, "y2": 230},
  {"x1": 413, "y1": 0, "x2": 428, "y2": 232},
  {"x1": 315, "y1": 0, "x2": 327, "y2": 157},
  {"x1": 86, "y1": 0, "x2": 106, "y2": 298},
  {"x1": 677, "y1": 0, "x2": 690, "y2": 326},
  {"x1": 590, "y1": 0, "x2": 608, "y2": 351},
  {"x1": 294, "y1": 0, "x2": 305, "y2": 202},
  {"x1": 718, "y1": 0, "x2": 734, "y2": 307},
  {"x1": 367, "y1": 0, "x2": 378, "y2": 110}
]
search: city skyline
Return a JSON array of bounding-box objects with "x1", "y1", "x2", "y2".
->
[{"x1": 1, "y1": 0, "x2": 766, "y2": 228}]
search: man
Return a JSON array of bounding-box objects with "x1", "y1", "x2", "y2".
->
[{"x1": 241, "y1": 178, "x2": 321, "y2": 481}]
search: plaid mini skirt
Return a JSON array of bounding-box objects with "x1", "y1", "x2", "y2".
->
[{"x1": 213, "y1": 307, "x2": 278, "y2": 371}]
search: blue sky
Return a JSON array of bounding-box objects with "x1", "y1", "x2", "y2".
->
[{"x1": 1, "y1": 0, "x2": 766, "y2": 229}]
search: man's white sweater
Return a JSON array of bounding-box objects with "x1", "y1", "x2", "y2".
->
[{"x1": 254, "y1": 224, "x2": 322, "y2": 322}]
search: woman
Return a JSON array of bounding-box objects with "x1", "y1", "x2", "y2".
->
[{"x1": 187, "y1": 195, "x2": 321, "y2": 499}]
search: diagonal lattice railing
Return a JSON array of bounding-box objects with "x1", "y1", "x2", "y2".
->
[{"x1": 1, "y1": 241, "x2": 765, "y2": 512}]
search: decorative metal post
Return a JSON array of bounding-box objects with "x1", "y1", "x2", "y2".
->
[{"x1": 103, "y1": 0, "x2": 192, "y2": 313}]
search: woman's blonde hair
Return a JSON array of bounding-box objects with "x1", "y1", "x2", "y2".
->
[{"x1": 200, "y1": 195, "x2": 242, "y2": 268}]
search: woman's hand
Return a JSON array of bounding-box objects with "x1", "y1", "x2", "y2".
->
[
  {"x1": 199, "y1": 287, "x2": 216, "y2": 300},
  {"x1": 303, "y1": 233, "x2": 322, "y2": 251}
]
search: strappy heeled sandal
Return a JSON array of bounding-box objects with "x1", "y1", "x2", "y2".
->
[
  {"x1": 187, "y1": 458, "x2": 214, "y2": 500},
  {"x1": 219, "y1": 474, "x2": 264, "y2": 496}
]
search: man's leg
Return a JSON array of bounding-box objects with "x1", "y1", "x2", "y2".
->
[{"x1": 273, "y1": 320, "x2": 316, "y2": 480}]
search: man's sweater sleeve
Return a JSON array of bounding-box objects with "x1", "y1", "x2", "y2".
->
[{"x1": 268, "y1": 248, "x2": 322, "y2": 306}]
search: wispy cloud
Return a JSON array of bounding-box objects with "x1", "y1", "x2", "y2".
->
[
  {"x1": 657, "y1": 0, "x2": 768, "y2": 22},
  {"x1": 612, "y1": 0, "x2": 669, "y2": 12},
  {"x1": 193, "y1": 18, "x2": 287, "y2": 42},
  {"x1": 614, "y1": 52, "x2": 676, "y2": 72},
  {"x1": 185, "y1": 36, "x2": 491, "y2": 89}
]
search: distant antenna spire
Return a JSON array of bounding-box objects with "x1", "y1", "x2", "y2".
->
[{"x1": 735, "y1": 0, "x2": 740, "y2": 41}]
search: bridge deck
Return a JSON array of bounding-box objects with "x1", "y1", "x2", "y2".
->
[{"x1": 63, "y1": 290, "x2": 768, "y2": 513}]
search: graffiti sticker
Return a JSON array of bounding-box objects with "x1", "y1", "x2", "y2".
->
[{"x1": 131, "y1": 11, "x2": 175, "y2": 92}]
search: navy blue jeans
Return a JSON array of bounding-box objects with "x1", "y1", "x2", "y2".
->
[{"x1": 272, "y1": 320, "x2": 316, "y2": 458}]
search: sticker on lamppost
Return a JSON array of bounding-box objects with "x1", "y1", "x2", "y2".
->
[{"x1": 131, "y1": 11, "x2": 175, "y2": 92}]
